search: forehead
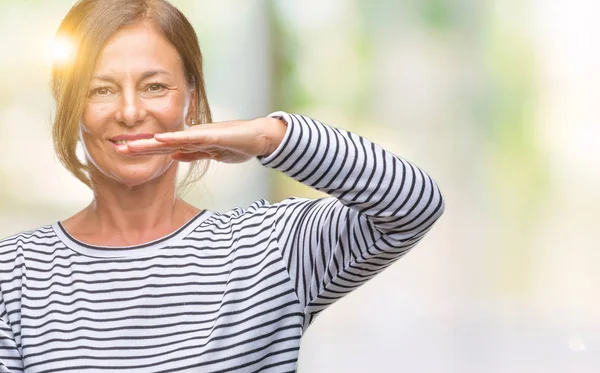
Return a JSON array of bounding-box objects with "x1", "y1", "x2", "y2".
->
[{"x1": 93, "y1": 22, "x2": 183, "y2": 76}]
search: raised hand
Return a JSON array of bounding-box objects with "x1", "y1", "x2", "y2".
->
[{"x1": 116, "y1": 117, "x2": 287, "y2": 163}]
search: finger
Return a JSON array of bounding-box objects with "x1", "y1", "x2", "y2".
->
[
  {"x1": 178, "y1": 147, "x2": 199, "y2": 154},
  {"x1": 116, "y1": 145, "x2": 176, "y2": 156},
  {"x1": 114, "y1": 146, "x2": 156, "y2": 157},
  {"x1": 127, "y1": 149, "x2": 176, "y2": 155},
  {"x1": 125, "y1": 138, "x2": 180, "y2": 152},
  {"x1": 171, "y1": 151, "x2": 211, "y2": 162},
  {"x1": 154, "y1": 130, "x2": 209, "y2": 144},
  {"x1": 130, "y1": 144, "x2": 212, "y2": 155}
]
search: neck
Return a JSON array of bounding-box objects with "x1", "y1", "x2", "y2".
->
[{"x1": 67, "y1": 164, "x2": 200, "y2": 246}]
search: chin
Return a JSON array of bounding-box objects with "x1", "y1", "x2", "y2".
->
[{"x1": 90, "y1": 156, "x2": 176, "y2": 188}]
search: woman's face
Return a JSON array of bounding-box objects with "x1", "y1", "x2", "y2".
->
[{"x1": 81, "y1": 22, "x2": 193, "y2": 188}]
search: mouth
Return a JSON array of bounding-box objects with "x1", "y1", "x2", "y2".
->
[{"x1": 109, "y1": 133, "x2": 155, "y2": 146}]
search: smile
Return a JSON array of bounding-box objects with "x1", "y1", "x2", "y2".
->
[{"x1": 109, "y1": 133, "x2": 155, "y2": 145}]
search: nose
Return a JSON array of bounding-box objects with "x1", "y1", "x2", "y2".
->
[{"x1": 115, "y1": 88, "x2": 147, "y2": 127}]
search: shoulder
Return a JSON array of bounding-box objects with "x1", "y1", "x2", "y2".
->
[
  {"x1": 0, "y1": 227, "x2": 56, "y2": 312},
  {"x1": 0, "y1": 224, "x2": 58, "y2": 248},
  {"x1": 198, "y1": 197, "x2": 338, "y2": 231},
  {"x1": 0, "y1": 225, "x2": 60, "y2": 264},
  {"x1": 200, "y1": 199, "x2": 278, "y2": 229}
]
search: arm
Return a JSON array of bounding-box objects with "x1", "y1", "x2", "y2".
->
[
  {"x1": 259, "y1": 112, "x2": 445, "y2": 328},
  {"x1": 120, "y1": 110, "x2": 444, "y2": 329},
  {"x1": 0, "y1": 299, "x2": 23, "y2": 373}
]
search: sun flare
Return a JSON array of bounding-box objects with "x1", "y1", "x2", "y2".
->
[{"x1": 50, "y1": 36, "x2": 75, "y2": 65}]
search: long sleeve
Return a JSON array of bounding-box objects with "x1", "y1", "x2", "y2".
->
[
  {"x1": 0, "y1": 299, "x2": 22, "y2": 373},
  {"x1": 259, "y1": 112, "x2": 445, "y2": 329}
]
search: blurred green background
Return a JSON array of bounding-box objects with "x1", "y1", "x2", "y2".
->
[{"x1": 1, "y1": 0, "x2": 599, "y2": 372}]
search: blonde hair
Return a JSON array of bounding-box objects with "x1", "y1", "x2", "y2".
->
[{"x1": 51, "y1": 0, "x2": 211, "y2": 191}]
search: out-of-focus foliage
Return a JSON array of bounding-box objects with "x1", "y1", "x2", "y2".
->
[{"x1": 0, "y1": 0, "x2": 598, "y2": 372}]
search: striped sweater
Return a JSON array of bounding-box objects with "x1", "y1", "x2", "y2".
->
[{"x1": 0, "y1": 112, "x2": 444, "y2": 372}]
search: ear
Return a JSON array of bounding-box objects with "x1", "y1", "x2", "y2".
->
[{"x1": 185, "y1": 88, "x2": 198, "y2": 126}]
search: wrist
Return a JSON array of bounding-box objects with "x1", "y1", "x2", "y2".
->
[{"x1": 261, "y1": 116, "x2": 287, "y2": 157}]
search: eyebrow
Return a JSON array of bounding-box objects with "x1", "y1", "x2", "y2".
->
[
  {"x1": 92, "y1": 70, "x2": 173, "y2": 82},
  {"x1": 141, "y1": 70, "x2": 172, "y2": 79}
]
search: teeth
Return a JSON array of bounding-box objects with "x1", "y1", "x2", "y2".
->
[{"x1": 115, "y1": 140, "x2": 128, "y2": 145}]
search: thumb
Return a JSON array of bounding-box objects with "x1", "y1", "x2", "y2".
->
[{"x1": 171, "y1": 151, "x2": 212, "y2": 162}]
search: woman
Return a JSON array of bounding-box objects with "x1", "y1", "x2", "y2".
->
[{"x1": 0, "y1": 0, "x2": 444, "y2": 372}]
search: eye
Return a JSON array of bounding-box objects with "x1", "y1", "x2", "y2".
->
[
  {"x1": 146, "y1": 83, "x2": 167, "y2": 92},
  {"x1": 89, "y1": 87, "x2": 111, "y2": 97}
]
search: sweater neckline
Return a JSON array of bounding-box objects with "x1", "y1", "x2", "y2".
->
[{"x1": 52, "y1": 210, "x2": 212, "y2": 258}]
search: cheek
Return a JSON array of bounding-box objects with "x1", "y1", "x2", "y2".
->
[
  {"x1": 80, "y1": 103, "x2": 116, "y2": 164},
  {"x1": 147, "y1": 95, "x2": 187, "y2": 130},
  {"x1": 81, "y1": 102, "x2": 115, "y2": 134}
]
